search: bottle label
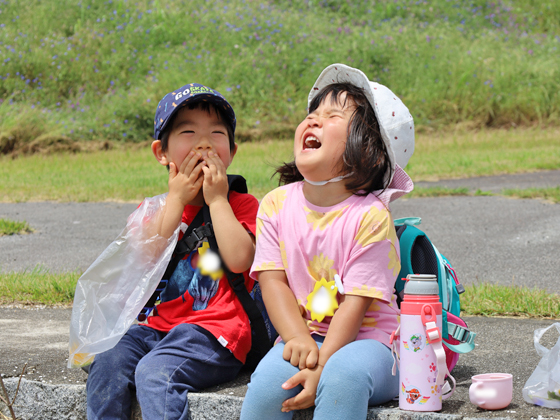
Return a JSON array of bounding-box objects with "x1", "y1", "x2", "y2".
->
[{"x1": 403, "y1": 332, "x2": 429, "y2": 353}]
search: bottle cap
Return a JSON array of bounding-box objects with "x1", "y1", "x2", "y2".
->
[{"x1": 404, "y1": 274, "x2": 439, "y2": 295}]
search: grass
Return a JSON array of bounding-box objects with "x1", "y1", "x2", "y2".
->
[
  {"x1": 1, "y1": 127, "x2": 559, "y2": 202},
  {"x1": 461, "y1": 283, "x2": 560, "y2": 318},
  {"x1": 408, "y1": 187, "x2": 471, "y2": 198},
  {"x1": 0, "y1": 218, "x2": 32, "y2": 236},
  {"x1": 1, "y1": 270, "x2": 558, "y2": 319},
  {"x1": 404, "y1": 127, "x2": 560, "y2": 181},
  {"x1": 0, "y1": 268, "x2": 80, "y2": 306},
  {"x1": 0, "y1": 0, "x2": 559, "y2": 150},
  {"x1": 406, "y1": 187, "x2": 560, "y2": 201},
  {"x1": 0, "y1": 146, "x2": 168, "y2": 202},
  {"x1": 502, "y1": 187, "x2": 560, "y2": 203}
]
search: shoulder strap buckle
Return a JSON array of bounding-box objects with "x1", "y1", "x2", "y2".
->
[
  {"x1": 185, "y1": 224, "x2": 214, "y2": 249},
  {"x1": 176, "y1": 223, "x2": 215, "y2": 258},
  {"x1": 448, "y1": 322, "x2": 476, "y2": 345}
]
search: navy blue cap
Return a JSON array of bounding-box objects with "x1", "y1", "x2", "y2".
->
[{"x1": 153, "y1": 83, "x2": 236, "y2": 140}]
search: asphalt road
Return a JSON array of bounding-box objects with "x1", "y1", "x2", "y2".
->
[{"x1": 1, "y1": 170, "x2": 559, "y2": 292}]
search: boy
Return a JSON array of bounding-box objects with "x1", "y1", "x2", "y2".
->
[{"x1": 86, "y1": 84, "x2": 259, "y2": 420}]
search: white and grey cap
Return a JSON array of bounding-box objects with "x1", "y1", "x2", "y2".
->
[{"x1": 308, "y1": 63, "x2": 415, "y2": 187}]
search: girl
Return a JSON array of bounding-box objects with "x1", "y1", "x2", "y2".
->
[{"x1": 240, "y1": 64, "x2": 415, "y2": 420}]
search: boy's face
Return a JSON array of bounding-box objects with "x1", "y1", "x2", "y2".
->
[{"x1": 154, "y1": 106, "x2": 237, "y2": 170}]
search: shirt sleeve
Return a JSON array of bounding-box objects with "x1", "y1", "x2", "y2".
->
[
  {"x1": 342, "y1": 205, "x2": 400, "y2": 303},
  {"x1": 250, "y1": 190, "x2": 286, "y2": 280},
  {"x1": 229, "y1": 191, "x2": 259, "y2": 237}
]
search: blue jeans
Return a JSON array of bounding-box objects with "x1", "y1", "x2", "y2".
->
[
  {"x1": 87, "y1": 323, "x2": 242, "y2": 420},
  {"x1": 240, "y1": 336, "x2": 398, "y2": 420}
]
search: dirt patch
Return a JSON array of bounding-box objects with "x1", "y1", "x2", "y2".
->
[
  {"x1": 0, "y1": 134, "x2": 153, "y2": 158},
  {"x1": 1, "y1": 132, "x2": 97, "y2": 157}
]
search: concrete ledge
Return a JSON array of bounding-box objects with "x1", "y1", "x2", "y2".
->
[
  {"x1": 1, "y1": 378, "x2": 507, "y2": 420},
  {"x1": 1, "y1": 378, "x2": 86, "y2": 420}
]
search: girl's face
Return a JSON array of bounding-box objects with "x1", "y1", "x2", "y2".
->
[{"x1": 294, "y1": 92, "x2": 355, "y2": 183}]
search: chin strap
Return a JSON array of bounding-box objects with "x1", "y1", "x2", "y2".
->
[{"x1": 304, "y1": 173, "x2": 352, "y2": 186}]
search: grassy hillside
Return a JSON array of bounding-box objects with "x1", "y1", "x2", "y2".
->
[{"x1": 1, "y1": 0, "x2": 559, "y2": 152}]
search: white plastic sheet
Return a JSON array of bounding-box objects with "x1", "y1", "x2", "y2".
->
[
  {"x1": 522, "y1": 323, "x2": 560, "y2": 409},
  {"x1": 68, "y1": 193, "x2": 179, "y2": 368}
]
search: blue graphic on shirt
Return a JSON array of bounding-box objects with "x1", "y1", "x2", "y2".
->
[{"x1": 160, "y1": 252, "x2": 220, "y2": 311}]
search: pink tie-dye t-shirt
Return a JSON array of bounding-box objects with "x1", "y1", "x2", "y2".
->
[{"x1": 250, "y1": 182, "x2": 402, "y2": 347}]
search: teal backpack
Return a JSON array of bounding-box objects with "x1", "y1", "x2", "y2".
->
[{"x1": 394, "y1": 217, "x2": 476, "y2": 371}]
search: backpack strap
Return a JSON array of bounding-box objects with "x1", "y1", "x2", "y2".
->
[
  {"x1": 201, "y1": 203, "x2": 272, "y2": 369},
  {"x1": 444, "y1": 321, "x2": 477, "y2": 353},
  {"x1": 444, "y1": 340, "x2": 476, "y2": 354},
  {"x1": 137, "y1": 175, "x2": 248, "y2": 322},
  {"x1": 227, "y1": 174, "x2": 248, "y2": 194},
  {"x1": 447, "y1": 322, "x2": 476, "y2": 346},
  {"x1": 394, "y1": 217, "x2": 422, "y2": 228},
  {"x1": 432, "y1": 245, "x2": 450, "y2": 312},
  {"x1": 174, "y1": 223, "x2": 213, "y2": 259},
  {"x1": 394, "y1": 218, "x2": 421, "y2": 305},
  {"x1": 137, "y1": 210, "x2": 206, "y2": 321}
]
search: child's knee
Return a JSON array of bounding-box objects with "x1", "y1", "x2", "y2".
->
[
  {"x1": 319, "y1": 358, "x2": 371, "y2": 396},
  {"x1": 244, "y1": 373, "x2": 298, "y2": 418},
  {"x1": 134, "y1": 356, "x2": 169, "y2": 391},
  {"x1": 248, "y1": 360, "x2": 290, "y2": 393},
  {"x1": 90, "y1": 347, "x2": 130, "y2": 377},
  {"x1": 244, "y1": 352, "x2": 300, "y2": 410}
]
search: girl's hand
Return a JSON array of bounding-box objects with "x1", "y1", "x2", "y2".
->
[
  {"x1": 281, "y1": 365, "x2": 323, "y2": 412},
  {"x1": 168, "y1": 151, "x2": 205, "y2": 206},
  {"x1": 201, "y1": 151, "x2": 229, "y2": 207},
  {"x1": 283, "y1": 334, "x2": 319, "y2": 370}
]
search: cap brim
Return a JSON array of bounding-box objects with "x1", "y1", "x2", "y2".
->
[{"x1": 154, "y1": 86, "x2": 236, "y2": 140}]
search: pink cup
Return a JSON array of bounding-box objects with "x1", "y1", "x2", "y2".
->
[{"x1": 469, "y1": 373, "x2": 513, "y2": 410}]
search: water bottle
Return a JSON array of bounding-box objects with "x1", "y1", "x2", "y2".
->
[{"x1": 398, "y1": 274, "x2": 447, "y2": 411}]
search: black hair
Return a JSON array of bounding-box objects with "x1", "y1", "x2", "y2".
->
[
  {"x1": 275, "y1": 82, "x2": 392, "y2": 195},
  {"x1": 158, "y1": 100, "x2": 235, "y2": 152}
]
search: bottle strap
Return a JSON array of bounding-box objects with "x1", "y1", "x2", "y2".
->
[
  {"x1": 442, "y1": 373, "x2": 456, "y2": 400},
  {"x1": 424, "y1": 320, "x2": 448, "y2": 385},
  {"x1": 389, "y1": 325, "x2": 400, "y2": 377},
  {"x1": 423, "y1": 316, "x2": 456, "y2": 399}
]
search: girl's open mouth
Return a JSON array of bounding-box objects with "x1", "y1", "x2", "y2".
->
[{"x1": 303, "y1": 135, "x2": 321, "y2": 150}]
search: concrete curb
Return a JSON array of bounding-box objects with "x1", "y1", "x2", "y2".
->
[{"x1": 0, "y1": 378, "x2": 508, "y2": 420}]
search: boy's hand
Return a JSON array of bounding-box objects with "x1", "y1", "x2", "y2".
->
[
  {"x1": 168, "y1": 151, "x2": 205, "y2": 206},
  {"x1": 281, "y1": 365, "x2": 323, "y2": 412},
  {"x1": 201, "y1": 151, "x2": 229, "y2": 206},
  {"x1": 283, "y1": 334, "x2": 319, "y2": 370}
]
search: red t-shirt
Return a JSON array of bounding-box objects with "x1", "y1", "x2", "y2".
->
[{"x1": 145, "y1": 191, "x2": 259, "y2": 363}]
